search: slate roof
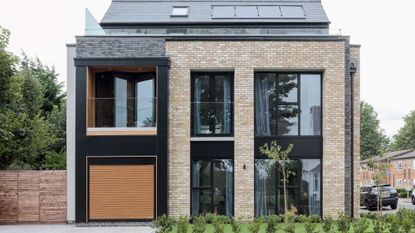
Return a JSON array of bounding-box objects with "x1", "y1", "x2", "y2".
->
[
  {"x1": 101, "y1": 0, "x2": 329, "y2": 25},
  {"x1": 361, "y1": 150, "x2": 415, "y2": 164}
]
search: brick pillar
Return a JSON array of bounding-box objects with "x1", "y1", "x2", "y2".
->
[{"x1": 234, "y1": 68, "x2": 255, "y2": 219}]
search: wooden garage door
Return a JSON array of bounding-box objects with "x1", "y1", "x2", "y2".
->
[{"x1": 89, "y1": 165, "x2": 155, "y2": 220}]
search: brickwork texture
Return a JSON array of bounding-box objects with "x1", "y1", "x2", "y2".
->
[{"x1": 166, "y1": 40, "x2": 351, "y2": 218}]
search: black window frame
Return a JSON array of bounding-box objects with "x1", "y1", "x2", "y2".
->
[
  {"x1": 94, "y1": 71, "x2": 157, "y2": 128},
  {"x1": 190, "y1": 158, "x2": 235, "y2": 217},
  {"x1": 254, "y1": 71, "x2": 322, "y2": 137},
  {"x1": 254, "y1": 158, "x2": 323, "y2": 217},
  {"x1": 191, "y1": 72, "x2": 234, "y2": 137}
]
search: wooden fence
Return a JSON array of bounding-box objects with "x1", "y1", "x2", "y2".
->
[{"x1": 0, "y1": 170, "x2": 66, "y2": 224}]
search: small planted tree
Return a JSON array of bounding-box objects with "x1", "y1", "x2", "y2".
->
[
  {"x1": 260, "y1": 141, "x2": 294, "y2": 221},
  {"x1": 367, "y1": 158, "x2": 390, "y2": 214}
]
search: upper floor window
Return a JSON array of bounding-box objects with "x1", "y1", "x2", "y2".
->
[
  {"x1": 254, "y1": 72, "x2": 321, "y2": 136},
  {"x1": 191, "y1": 72, "x2": 233, "y2": 137},
  {"x1": 396, "y1": 161, "x2": 402, "y2": 171},
  {"x1": 87, "y1": 67, "x2": 157, "y2": 135}
]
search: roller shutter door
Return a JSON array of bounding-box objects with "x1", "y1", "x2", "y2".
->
[{"x1": 89, "y1": 164, "x2": 155, "y2": 220}]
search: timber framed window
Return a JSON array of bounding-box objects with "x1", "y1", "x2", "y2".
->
[{"x1": 87, "y1": 66, "x2": 157, "y2": 136}]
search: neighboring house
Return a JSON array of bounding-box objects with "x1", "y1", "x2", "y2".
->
[
  {"x1": 360, "y1": 150, "x2": 415, "y2": 190},
  {"x1": 66, "y1": 0, "x2": 361, "y2": 223}
]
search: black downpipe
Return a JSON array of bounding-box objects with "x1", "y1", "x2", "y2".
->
[{"x1": 350, "y1": 63, "x2": 357, "y2": 218}]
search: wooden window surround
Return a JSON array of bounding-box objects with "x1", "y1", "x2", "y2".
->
[{"x1": 87, "y1": 66, "x2": 158, "y2": 136}]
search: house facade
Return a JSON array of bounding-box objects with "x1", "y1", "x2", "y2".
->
[
  {"x1": 361, "y1": 150, "x2": 415, "y2": 190},
  {"x1": 66, "y1": 0, "x2": 361, "y2": 223}
]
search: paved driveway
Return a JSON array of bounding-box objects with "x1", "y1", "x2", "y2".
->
[{"x1": 0, "y1": 224, "x2": 154, "y2": 233}]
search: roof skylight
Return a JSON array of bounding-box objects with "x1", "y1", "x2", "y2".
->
[{"x1": 171, "y1": 6, "x2": 189, "y2": 17}]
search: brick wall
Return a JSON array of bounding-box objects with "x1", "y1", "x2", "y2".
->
[
  {"x1": 0, "y1": 171, "x2": 66, "y2": 224},
  {"x1": 166, "y1": 40, "x2": 348, "y2": 218}
]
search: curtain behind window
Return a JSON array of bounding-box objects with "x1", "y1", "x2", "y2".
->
[
  {"x1": 255, "y1": 78, "x2": 271, "y2": 135},
  {"x1": 194, "y1": 78, "x2": 202, "y2": 134}
]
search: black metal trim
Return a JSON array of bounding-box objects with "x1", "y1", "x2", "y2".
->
[
  {"x1": 253, "y1": 158, "x2": 323, "y2": 217},
  {"x1": 190, "y1": 158, "x2": 235, "y2": 217},
  {"x1": 253, "y1": 71, "x2": 322, "y2": 137},
  {"x1": 100, "y1": 22, "x2": 330, "y2": 28},
  {"x1": 190, "y1": 72, "x2": 234, "y2": 137}
]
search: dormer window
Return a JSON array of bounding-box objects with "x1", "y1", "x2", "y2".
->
[{"x1": 171, "y1": 6, "x2": 189, "y2": 17}]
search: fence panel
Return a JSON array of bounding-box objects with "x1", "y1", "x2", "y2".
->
[{"x1": 0, "y1": 170, "x2": 66, "y2": 224}]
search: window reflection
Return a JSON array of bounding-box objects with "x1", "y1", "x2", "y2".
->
[
  {"x1": 255, "y1": 159, "x2": 321, "y2": 216},
  {"x1": 255, "y1": 73, "x2": 321, "y2": 136},
  {"x1": 192, "y1": 159, "x2": 233, "y2": 216},
  {"x1": 192, "y1": 73, "x2": 233, "y2": 136}
]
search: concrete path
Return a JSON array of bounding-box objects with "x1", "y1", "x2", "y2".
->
[{"x1": 0, "y1": 224, "x2": 154, "y2": 233}]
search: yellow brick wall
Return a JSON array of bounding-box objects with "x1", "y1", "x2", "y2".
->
[{"x1": 166, "y1": 40, "x2": 347, "y2": 218}]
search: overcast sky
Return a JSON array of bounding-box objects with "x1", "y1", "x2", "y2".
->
[{"x1": 0, "y1": 0, "x2": 414, "y2": 138}]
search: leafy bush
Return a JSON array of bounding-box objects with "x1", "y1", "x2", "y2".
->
[
  {"x1": 230, "y1": 218, "x2": 241, "y2": 233},
  {"x1": 360, "y1": 212, "x2": 378, "y2": 220},
  {"x1": 372, "y1": 217, "x2": 387, "y2": 233},
  {"x1": 304, "y1": 216, "x2": 318, "y2": 233},
  {"x1": 192, "y1": 215, "x2": 206, "y2": 233},
  {"x1": 176, "y1": 216, "x2": 189, "y2": 233},
  {"x1": 210, "y1": 215, "x2": 230, "y2": 233},
  {"x1": 248, "y1": 217, "x2": 263, "y2": 233},
  {"x1": 322, "y1": 216, "x2": 334, "y2": 233},
  {"x1": 336, "y1": 213, "x2": 351, "y2": 233},
  {"x1": 352, "y1": 218, "x2": 369, "y2": 233},
  {"x1": 152, "y1": 214, "x2": 175, "y2": 233},
  {"x1": 399, "y1": 192, "x2": 408, "y2": 198},
  {"x1": 386, "y1": 214, "x2": 403, "y2": 233},
  {"x1": 285, "y1": 214, "x2": 296, "y2": 233},
  {"x1": 265, "y1": 215, "x2": 280, "y2": 233}
]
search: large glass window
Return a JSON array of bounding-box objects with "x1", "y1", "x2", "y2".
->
[
  {"x1": 93, "y1": 71, "x2": 156, "y2": 128},
  {"x1": 255, "y1": 73, "x2": 321, "y2": 136},
  {"x1": 255, "y1": 159, "x2": 321, "y2": 216},
  {"x1": 191, "y1": 159, "x2": 233, "y2": 216},
  {"x1": 192, "y1": 73, "x2": 233, "y2": 136}
]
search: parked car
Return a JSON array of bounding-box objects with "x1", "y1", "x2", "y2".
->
[{"x1": 360, "y1": 185, "x2": 398, "y2": 210}]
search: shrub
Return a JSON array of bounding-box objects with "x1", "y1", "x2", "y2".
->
[
  {"x1": 205, "y1": 213, "x2": 216, "y2": 224},
  {"x1": 192, "y1": 215, "x2": 206, "y2": 233},
  {"x1": 152, "y1": 214, "x2": 175, "y2": 233},
  {"x1": 177, "y1": 216, "x2": 189, "y2": 233},
  {"x1": 372, "y1": 217, "x2": 387, "y2": 233},
  {"x1": 212, "y1": 216, "x2": 225, "y2": 233},
  {"x1": 265, "y1": 215, "x2": 281, "y2": 233},
  {"x1": 230, "y1": 218, "x2": 241, "y2": 233},
  {"x1": 285, "y1": 214, "x2": 296, "y2": 233},
  {"x1": 399, "y1": 192, "x2": 408, "y2": 198},
  {"x1": 352, "y1": 218, "x2": 369, "y2": 233},
  {"x1": 248, "y1": 217, "x2": 263, "y2": 233},
  {"x1": 336, "y1": 213, "x2": 351, "y2": 233},
  {"x1": 386, "y1": 214, "x2": 403, "y2": 233},
  {"x1": 304, "y1": 216, "x2": 318, "y2": 233},
  {"x1": 322, "y1": 216, "x2": 334, "y2": 233},
  {"x1": 360, "y1": 212, "x2": 378, "y2": 220}
]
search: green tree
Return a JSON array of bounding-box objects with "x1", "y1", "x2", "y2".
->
[
  {"x1": 392, "y1": 111, "x2": 415, "y2": 150},
  {"x1": 260, "y1": 141, "x2": 294, "y2": 221},
  {"x1": 20, "y1": 55, "x2": 65, "y2": 115},
  {"x1": 360, "y1": 101, "x2": 389, "y2": 160},
  {"x1": 0, "y1": 26, "x2": 18, "y2": 109}
]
